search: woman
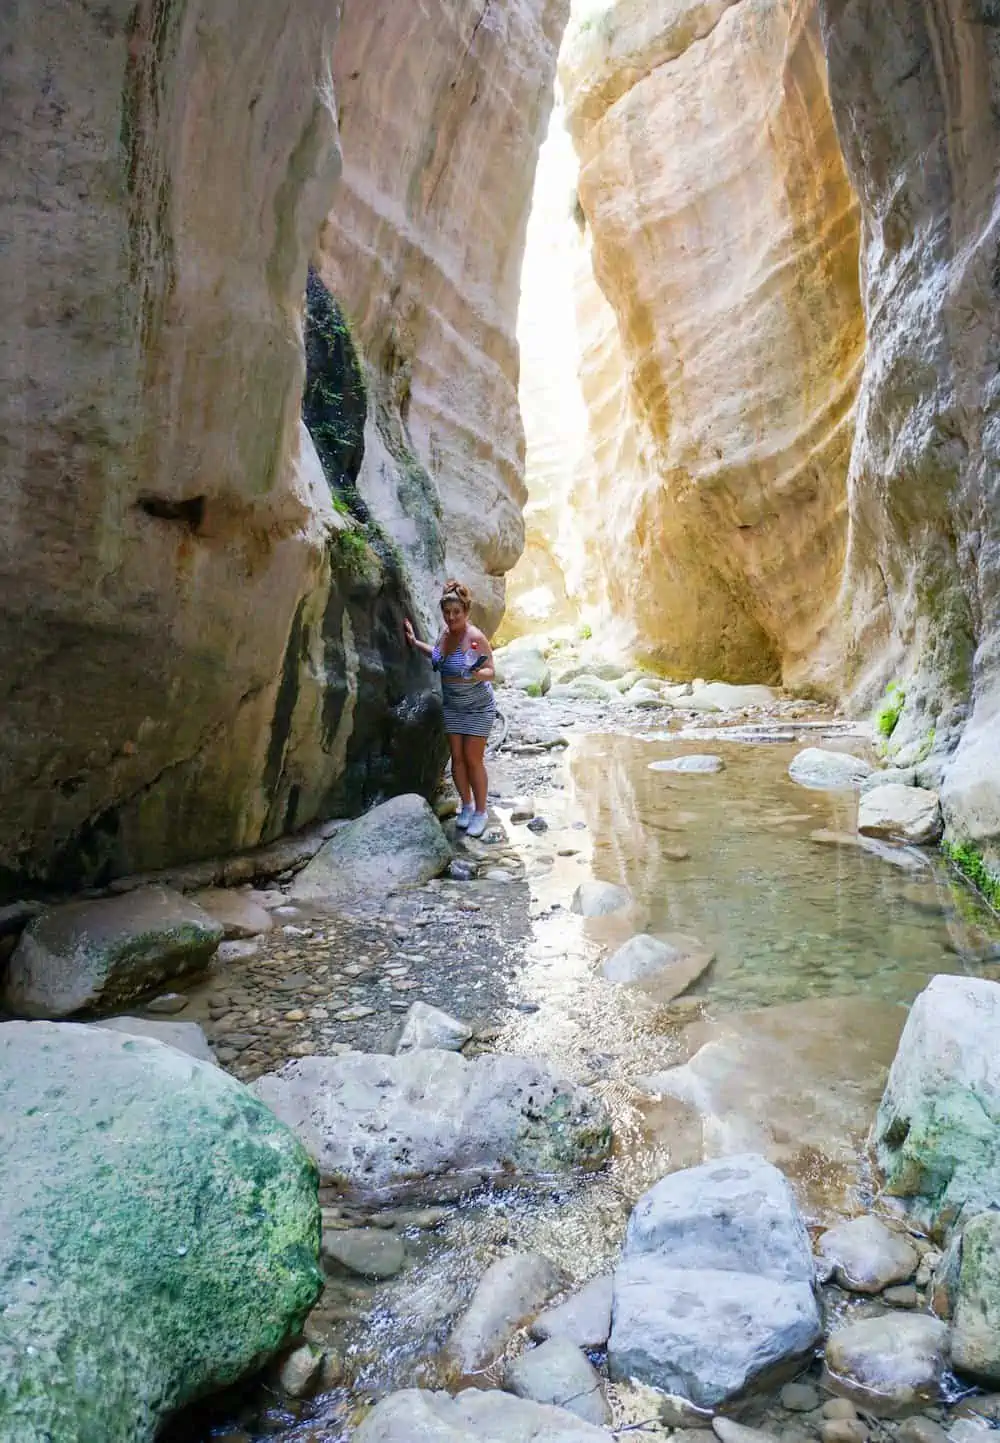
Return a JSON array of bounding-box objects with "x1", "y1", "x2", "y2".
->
[{"x1": 405, "y1": 581, "x2": 496, "y2": 838}]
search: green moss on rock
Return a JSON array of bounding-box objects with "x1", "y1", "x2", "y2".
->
[
  {"x1": 0, "y1": 1022, "x2": 322, "y2": 1442},
  {"x1": 942, "y1": 839, "x2": 1000, "y2": 912}
]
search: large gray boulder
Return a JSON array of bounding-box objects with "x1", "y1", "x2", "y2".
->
[
  {"x1": 789, "y1": 749, "x2": 874, "y2": 789},
  {"x1": 858, "y1": 785, "x2": 943, "y2": 845},
  {"x1": 872, "y1": 975, "x2": 1000, "y2": 1234},
  {"x1": 2, "y1": 886, "x2": 223, "y2": 1019},
  {"x1": 254, "y1": 1049, "x2": 612, "y2": 1199},
  {"x1": 0, "y1": 1022, "x2": 321, "y2": 1442},
  {"x1": 608, "y1": 1154, "x2": 821, "y2": 1407},
  {"x1": 355, "y1": 1388, "x2": 615, "y2": 1442},
  {"x1": 290, "y1": 794, "x2": 451, "y2": 903}
]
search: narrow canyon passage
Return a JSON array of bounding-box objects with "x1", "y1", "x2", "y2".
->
[{"x1": 3, "y1": 2, "x2": 1000, "y2": 1443}]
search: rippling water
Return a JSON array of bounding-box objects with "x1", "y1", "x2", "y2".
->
[{"x1": 184, "y1": 730, "x2": 1000, "y2": 1441}]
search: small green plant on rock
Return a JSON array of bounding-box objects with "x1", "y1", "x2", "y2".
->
[
  {"x1": 942, "y1": 839, "x2": 1000, "y2": 913},
  {"x1": 876, "y1": 681, "x2": 905, "y2": 739}
]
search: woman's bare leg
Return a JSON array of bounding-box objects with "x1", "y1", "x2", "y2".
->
[
  {"x1": 448, "y1": 733, "x2": 471, "y2": 805},
  {"x1": 464, "y1": 735, "x2": 488, "y2": 813}
]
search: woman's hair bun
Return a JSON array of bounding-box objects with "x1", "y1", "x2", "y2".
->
[{"x1": 439, "y1": 579, "x2": 472, "y2": 611}]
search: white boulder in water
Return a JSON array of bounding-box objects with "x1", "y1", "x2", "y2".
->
[
  {"x1": 789, "y1": 748, "x2": 873, "y2": 789},
  {"x1": 254, "y1": 1048, "x2": 612, "y2": 1198},
  {"x1": 572, "y1": 880, "x2": 630, "y2": 917},
  {"x1": 649, "y1": 755, "x2": 726, "y2": 774}
]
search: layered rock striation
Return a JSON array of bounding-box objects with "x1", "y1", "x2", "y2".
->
[
  {"x1": 558, "y1": 0, "x2": 865, "y2": 685},
  {"x1": 317, "y1": 0, "x2": 569, "y2": 636},
  {"x1": 0, "y1": 0, "x2": 563, "y2": 891}
]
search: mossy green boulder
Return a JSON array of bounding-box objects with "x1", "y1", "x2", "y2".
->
[
  {"x1": 951, "y1": 1211, "x2": 1000, "y2": 1383},
  {"x1": 3, "y1": 885, "x2": 224, "y2": 1018},
  {"x1": 873, "y1": 976, "x2": 1000, "y2": 1236},
  {"x1": 0, "y1": 1022, "x2": 322, "y2": 1442}
]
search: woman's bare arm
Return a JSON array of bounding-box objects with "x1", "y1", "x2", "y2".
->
[
  {"x1": 464, "y1": 626, "x2": 496, "y2": 682},
  {"x1": 404, "y1": 618, "x2": 436, "y2": 658}
]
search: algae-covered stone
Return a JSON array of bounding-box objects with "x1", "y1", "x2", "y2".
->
[
  {"x1": 950, "y1": 1212, "x2": 1000, "y2": 1383},
  {"x1": 873, "y1": 975, "x2": 1000, "y2": 1234},
  {"x1": 2, "y1": 886, "x2": 223, "y2": 1019},
  {"x1": 0, "y1": 1021, "x2": 322, "y2": 1443},
  {"x1": 254, "y1": 1048, "x2": 612, "y2": 1199}
]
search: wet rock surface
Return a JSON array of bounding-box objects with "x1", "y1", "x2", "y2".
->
[
  {"x1": 355, "y1": 1387, "x2": 615, "y2": 1441},
  {"x1": 817, "y1": 1216, "x2": 918, "y2": 1295},
  {"x1": 254, "y1": 1049, "x2": 612, "y2": 1199},
  {"x1": 608, "y1": 1155, "x2": 821, "y2": 1406},
  {"x1": 823, "y1": 1314, "x2": 950, "y2": 1416},
  {"x1": 873, "y1": 976, "x2": 1000, "y2": 1233}
]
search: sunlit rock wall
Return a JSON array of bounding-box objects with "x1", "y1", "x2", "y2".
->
[
  {"x1": 316, "y1": 0, "x2": 569, "y2": 637},
  {"x1": 0, "y1": 0, "x2": 563, "y2": 892},
  {"x1": 816, "y1": 0, "x2": 1000, "y2": 858},
  {"x1": 560, "y1": 0, "x2": 865, "y2": 685}
]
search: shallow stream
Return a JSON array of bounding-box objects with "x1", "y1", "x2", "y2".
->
[{"x1": 184, "y1": 725, "x2": 1000, "y2": 1442}]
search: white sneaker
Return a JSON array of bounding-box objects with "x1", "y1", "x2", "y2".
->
[
  {"x1": 455, "y1": 803, "x2": 475, "y2": 831},
  {"x1": 466, "y1": 810, "x2": 489, "y2": 839}
]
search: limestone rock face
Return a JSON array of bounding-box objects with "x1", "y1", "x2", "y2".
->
[
  {"x1": 560, "y1": 0, "x2": 863, "y2": 685},
  {"x1": 0, "y1": 0, "x2": 562, "y2": 893},
  {"x1": 317, "y1": 0, "x2": 569, "y2": 634},
  {"x1": 816, "y1": 0, "x2": 1000, "y2": 861}
]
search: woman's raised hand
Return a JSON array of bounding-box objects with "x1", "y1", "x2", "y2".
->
[{"x1": 403, "y1": 618, "x2": 416, "y2": 646}]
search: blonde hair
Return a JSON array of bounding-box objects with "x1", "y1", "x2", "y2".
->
[{"x1": 439, "y1": 579, "x2": 472, "y2": 613}]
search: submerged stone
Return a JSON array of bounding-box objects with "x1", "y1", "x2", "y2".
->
[
  {"x1": 90, "y1": 1015, "x2": 216, "y2": 1064},
  {"x1": 789, "y1": 749, "x2": 873, "y2": 789},
  {"x1": 354, "y1": 1388, "x2": 615, "y2": 1441},
  {"x1": 0, "y1": 1021, "x2": 321, "y2": 1442},
  {"x1": 649, "y1": 754, "x2": 726, "y2": 774},
  {"x1": 530, "y1": 1274, "x2": 614, "y2": 1349},
  {"x1": 572, "y1": 880, "x2": 630, "y2": 916},
  {"x1": 823, "y1": 1314, "x2": 949, "y2": 1416},
  {"x1": 444, "y1": 1252, "x2": 565, "y2": 1375}
]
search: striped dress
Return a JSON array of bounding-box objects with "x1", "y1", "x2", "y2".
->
[{"x1": 432, "y1": 639, "x2": 496, "y2": 738}]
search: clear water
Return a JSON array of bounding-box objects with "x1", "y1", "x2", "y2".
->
[{"x1": 185, "y1": 729, "x2": 1000, "y2": 1441}]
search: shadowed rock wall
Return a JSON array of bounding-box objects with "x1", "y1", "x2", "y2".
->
[
  {"x1": 0, "y1": 0, "x2": 562, "y2": 893},
  {"x1": 816, "y1": 0, "x2": 1000, "y2": 859}
]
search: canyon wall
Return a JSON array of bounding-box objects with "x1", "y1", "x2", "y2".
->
[
  {"x1": 816, "y1": 0, "x2": 1000, "y2": 860},
  {"x1": 555, "y1": 0, "x2": 864, "y2": 685},
  {"x1": 316, "y1": 0, "x2": 568, "y2": 637},
  {"x1": 0, "y1": 0, "x2": 562, "y2": 893}
]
